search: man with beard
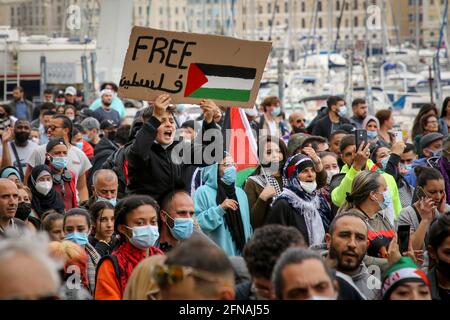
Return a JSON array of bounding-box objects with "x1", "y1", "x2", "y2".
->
[
  {"x1": 0, "y1": 120, "x2": 38, "y2": 180},
  {"x1": 325, "y1": 212, "x2": 380, "y2": 300},
  {"x1": 288, "y1": 112, "x2": 307, "y2": 134},
  {"x1": 8, "y1": 86, "x2": 34, "y2": 121},
  {"x1": 349, "y1": 99, "x2": 368, "y2": 129},
  {"x1": 87, "y1": 120, "x2": 120, "y2": 191},
  {"x1": 92, "y1": 89, "x2": 120, "y2": 125}
]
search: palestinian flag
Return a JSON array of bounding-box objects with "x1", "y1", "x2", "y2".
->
[
  {"x1": 222, "y1": 107, "x2": 259, "y2": 187},
  {"x1": 184, "y1": 63, "x2": 256, "y2": 102}
]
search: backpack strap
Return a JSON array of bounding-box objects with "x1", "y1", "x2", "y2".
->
[
  {"x1": 95, "y1": 255, "x2": 122, "y2": 295},
  {"x1": 9, "y1": 142, "x2": 24, "y2": 180}
]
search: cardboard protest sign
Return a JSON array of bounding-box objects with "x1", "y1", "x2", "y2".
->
[{"x1": 118, "y1": 26, "x2": 272, "y2": 108}]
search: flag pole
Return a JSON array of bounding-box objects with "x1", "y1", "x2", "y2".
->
[{"x1": 260, "y1": 166, "x2": 270, "y2": 185}]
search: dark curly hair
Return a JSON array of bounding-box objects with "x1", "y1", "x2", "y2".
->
[
  {"x1": 114, "y1": 194, "x2": 160, "y2": 237},
  {"x1": 243, "y1": 225, "x2": 305, "y2": 279}
]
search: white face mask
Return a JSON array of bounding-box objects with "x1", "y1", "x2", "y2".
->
[
  {"x1": 300, "y1": 181, "x2": 317, "y2": 193},
  {"x1": 35, "y1": 181, "x2": 53, "y2": 195},
  {"x1": 326, "y1": 169, "x2": 340, "y2": 184}
]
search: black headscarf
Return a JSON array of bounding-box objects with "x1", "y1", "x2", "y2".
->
[
  {"x1": 28, "y1": 164, "x2": 65, "y2": 217},
  {"x1": 215, "y1": 163, "x2": 246, "y2": 254}
]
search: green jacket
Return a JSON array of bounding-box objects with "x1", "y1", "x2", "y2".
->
[{"x1": 331, "y1": 159, "x2": 402, "y2": 221}]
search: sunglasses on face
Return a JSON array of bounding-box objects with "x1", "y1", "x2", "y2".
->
[
  {"x1": 47, "y1": 125, "x2": 63, "y2": 131},
  {"x1": 153, "y1": 264, "x2": 220, "y2": 287},
  {"x1": 296, "y1": 119, "x2": 305, "y2": 123}
]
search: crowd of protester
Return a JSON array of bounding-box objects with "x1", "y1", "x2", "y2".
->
[{"x1": 1, "y1": 85, "x2": 450, "y2": 302}]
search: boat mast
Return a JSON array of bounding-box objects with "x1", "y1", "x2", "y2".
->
[
  {"x1": 389, "y1": 0, "x2": 402, "y2": 50},
  {"x1": 435, "y1": 0, "x2": 449, "y2": 109},
  {"x1": 304, "y1": 0, "x2": 318, "y2": 67},
  {"x1": 268, "y1": 0, "x2": 279, "y2": 41},
  {"x1": 334, "y1": 0, "x2": 345, "y2": 51},
  {"x1": 327, "y1": 0, "x2": 332, "y2": 85},
  {"x1": 380, "y1": 0, "x2": 387, "y2": 63},
  {"x1": 415, "y1": 0, "x2": 420, "y2": 59},
  {"x1": 364, "y1": 0, "x2": 374, "y2": 115}
]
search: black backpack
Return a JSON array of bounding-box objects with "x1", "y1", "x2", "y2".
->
[
  {"x1": 94, "y1": 255, "x2": 122, "y2": 296},
  {"x1": 102, "y1": 142, "x2": 132, "y2": 199}
]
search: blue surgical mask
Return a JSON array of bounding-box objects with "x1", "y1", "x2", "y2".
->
[
  {"x1": 376, "y1": 189, "x2": 392, "y2": 210},
  {"x1": 75, "y1": 142, "x2": 83, "y2": 150},
  {"x1": 380, "y1": 156, "x2": 390, "y2": 170},
  {"x1": 271, "y1": 107, "x2": 281, "y2": 117},
  {"x1": 51, "y1": 156, "x2": 68, "y2": 170},
  {"x1": 176, "y1": 104, "x2": 186, "y2": 112},
  {"x1": 221, "y1": 166, "x2": 237, "y2": 185},
  {"x1": 401, "y1": 163, "x2": 412, "y2": 172},
  {"x1": 367, "y1": 131, "x2": 378, "y2": 139},
  {"x1": 64, "y1": 232, "x2": 89, "y2": 246},
  {"x1": 429, "y1": 148, "x2": 443, "y2": 158},
  {"x1": 338, "y1": 105, "x2": 348, "y2": 117},
  {"x1": 166, "y1": 213, "x2": 194, "y2": 240},
  {"x1": 97, "y1": 196, "x2": 117, "y2": 207},
  {"x1": 83, "y1": 134, "x2": 92, "y2": 142},
  {"x1": 125, "y1": 225, "x2": 159, "y2": 250}
]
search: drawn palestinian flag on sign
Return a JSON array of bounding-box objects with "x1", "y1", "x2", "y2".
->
[{"x1": 184, "y1": 63, "x2": 256, "y2": 102}]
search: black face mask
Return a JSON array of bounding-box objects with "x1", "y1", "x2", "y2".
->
[
  {"x1": 437, "y1": 258, "x2": 450, "y2": 280},
  {"x1": 15, "y1": 202, "x2": 32, "y2": 221},
  {"x1": 107, "y1": 130, "x2": 117, "y2": 141},
  {"x1": 14, "y1": 131, "x2": 30, "y2": 144}
]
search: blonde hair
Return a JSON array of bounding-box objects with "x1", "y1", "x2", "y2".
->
[
  {"x1": 123, "y1": 255, "x2": 166, "y2": 300},
  {"x1": 338, "y1": 170, "x2": 381, "y2": 213},
  {"x1": 48, "y1": 240, "x2": 89, "y2": 287}
]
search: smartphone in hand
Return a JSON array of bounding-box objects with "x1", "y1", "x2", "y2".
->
[
  {"x1": 355, "y1": 129, "x2": 368, "y2": 149},
  {"x1": 416, "y1": 186, "x2": 428, "y2": 200},
  {"x1": 393, "y1": 131, "x2": 403, "y2": 143},
  {"x1": 397, "y1": 225, "x2": 411, "y2": 254}
]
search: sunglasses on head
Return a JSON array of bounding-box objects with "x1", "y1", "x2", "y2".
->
[{"x1": 153, "y1": 264, "x2": 220, "y2": 287}]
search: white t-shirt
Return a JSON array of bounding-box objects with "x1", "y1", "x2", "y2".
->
[
  {"x1": 28, "y1": 144, "x2": 92, "y2": 179},
  {"x1": 267, "y1": 119, "x2": 277, "y2": 136},
  {"x1": 0, "y1": 141, "x2": 39, "y2": 174}
]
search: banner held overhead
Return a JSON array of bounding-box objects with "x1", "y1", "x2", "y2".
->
[{"x1": 118, "y1": 26, "x2": 272, "y2": 108}]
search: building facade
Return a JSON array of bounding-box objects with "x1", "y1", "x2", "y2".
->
[
  {"x1": 0, "y1": 0, "x2": 447, "y2": 48},
  {"x1": 236, "y1": 0, "x2": 399, "y2": 50},
  {"x1": 4, "y1": 0, "x2": 100, "y2": 39}
]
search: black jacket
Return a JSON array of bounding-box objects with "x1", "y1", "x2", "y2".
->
[
  {"x1": 126, "y1": 116, "x2": 220, "y2": 200},
  {"x1": 306, "y1": 106, "x2": 328, "y2": 134},
  {"x1": 101, "y1": 142, "x2": 131, "y2": 199},
  {"x1": 311, "y1": 114, "x2": 350, "y2": 139},
  {"x1": 266, "y1": 198, "x2": 310, "y2": 246},
  {"x1": 88, "y1": 138, "x2": 119, "y2": 190}
]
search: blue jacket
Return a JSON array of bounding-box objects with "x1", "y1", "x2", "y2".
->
[
  {"x1": 193, "y1": 163, "x2": 253, "y2": 256},
  {"x1": 404, "y1": 158, "x2": 429, "y2": 187}
]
